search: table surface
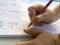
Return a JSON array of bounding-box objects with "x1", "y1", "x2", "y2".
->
[{"x1": 0, "y1": 37, "x2": 31, "y2": 45}]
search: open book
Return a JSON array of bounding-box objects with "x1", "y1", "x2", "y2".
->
[{"x1": 0, "y1": 0, "x2": 59, "y2": 37}]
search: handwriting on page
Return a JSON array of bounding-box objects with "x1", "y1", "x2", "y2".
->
[
  {"x1": 0, "y1": 0, "x2": 19, "y2": 29},
  {"x1": 0, "y1": 0, "x2": 29, "y2": 30}
]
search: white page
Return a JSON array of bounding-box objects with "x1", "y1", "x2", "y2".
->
[
  {"x1": 0, "y1": 0, "x2": 30, "y2": 37},
  {"x1": 0, "y1": 0, "x2": 59, "y2": 37}
]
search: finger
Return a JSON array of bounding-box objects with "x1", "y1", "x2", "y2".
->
[
  {"x1": 58, "y1": 34, "x2": 60, "y2": 40},
  {"x1": 15, "y1": 40, "x2": 33, "y2": 45},
  {"x1": 28, "y1": 5, "x2": 36, "y2": 19},
  {"x1": 24, "y1": 28, "x2": 44, "y2": 36},
  {"x1": 31, "y1": 15, "x2": 45, "y2": 25},
  {"x1": 28, "y1": 4, "x2": 44, "y2": 19},
  {"x1": 28, "y1": 4, "x2": 44, "y2": 27},
  {"x1": 54, "y1": 34, "x2": 60, "y2": 45},
  {"x1": 28, "y1": 9, "x2": 36, "y2": 19}
]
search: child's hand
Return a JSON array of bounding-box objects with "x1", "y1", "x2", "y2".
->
[
  {"x1": 31, "y1": 9, "x2": 56, "y2": 25},
  {"x1": 28, "y1": 3, "x2": 60, "y2": 25},
  {"x1": 15, "y1": 28, "x2": 60, "y2": 45},
  {"x1": 15, "y1": 3, "x2": 60, "y2": 45}
]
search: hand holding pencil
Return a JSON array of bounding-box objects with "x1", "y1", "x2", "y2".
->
[
  {"x1": 28, "y1": 1, "x2": 60, "y2": 26},
  {"x1": 28, "y1": 0, "x2": 54, "y2": 27}
]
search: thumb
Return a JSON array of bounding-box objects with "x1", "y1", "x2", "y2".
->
[{"x1": 24, "y1": 28, "x2": 44, "y2": 37}]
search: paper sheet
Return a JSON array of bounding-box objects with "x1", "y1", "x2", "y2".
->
[
  {"x1": 0, "y1": 0, "x2": 30, "y2": 37},
  {"x1": 0, "y1": 0, "x2": 59, "y2": 37}
]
